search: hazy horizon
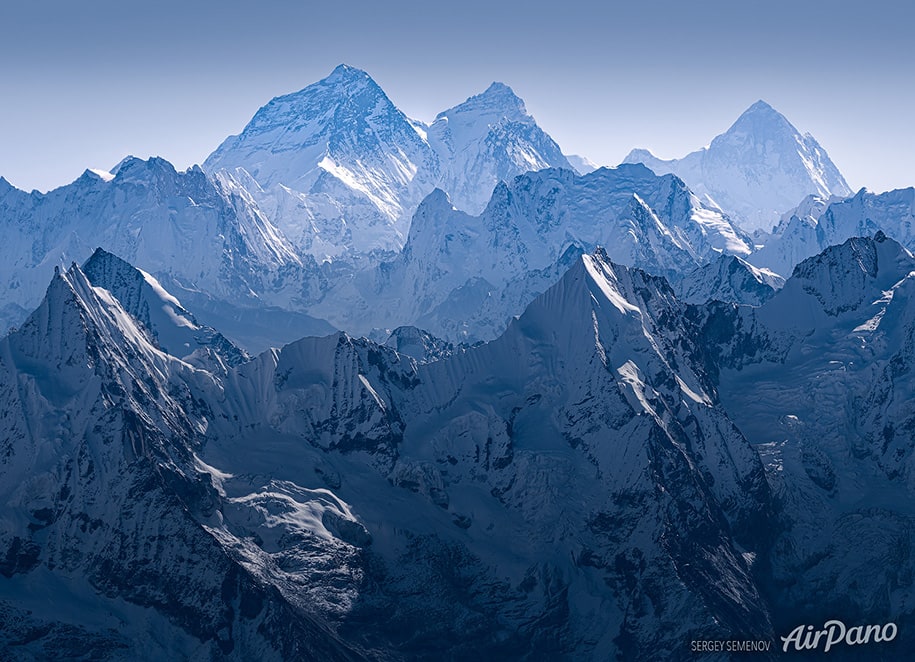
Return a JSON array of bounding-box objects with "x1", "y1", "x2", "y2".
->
[{"x1": 2, "y1": 0, "x2": 913, "y2": 195}]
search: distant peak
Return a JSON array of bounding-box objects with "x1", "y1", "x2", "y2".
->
[
  {"x1": 83, "y1": 168, "x2": 115, "y2": 183},
  {"x1": 326, "y1": 63, "x2": 371, "y2": 83},
  {"x1": 613, "y1": 162, "x2": 658, "y2": 180},
  {"x1": 417, "y1": 187, "x2": 454, "y2": 211},
  {"x1": 482, "y1": 81, "x2": 516, "y2": 97},
  {"x1": 263, "y1": 64, "x2": 380, "y2": 108},
  {"x1": 746, "y1": 99, "x2": 776, "y2": 113},
  {"x1": 109, "y1": 155, "x2": 177, "y2": 179},
  {"x1": 437, "y1": 81, "x2": 528, "y2": 121},
  {"x1": 111, "y1": 155, "x2": 142, "y2": 174},
  {"x1": 727, "y1": 100, "x2": 793, "y2": 133},
  {"x1": 624, "y1": 148, "x2": 657, "y2": 161},
  {"x1": 476, "y1": 81, "x2": 525, "y2": 109}
]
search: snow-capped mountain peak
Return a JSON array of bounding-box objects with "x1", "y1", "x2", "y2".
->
[
  {"x1": 204, "y1": 63, "x2": 420, "y2": 190},
  {"x1": 427, "y1": 82, "x2": 571, "y2": 215},
  {"x1": 623, "y1": 100, "x2": 851, "y2": 232},
  {"x1": 750, "y1": 186, "x2": 915, "y2": 278},
  {"x1": 565, "y1": 153, "x2": 600, "y2": 175},
  {"x1": 0, "y1": 154, "x2": 305, "y2": 343},
  {"x1": 110, "y1": 154, "x2": 178, "y2": 182},
  {"x1": 433, "y1": 81, "x2": 529, "y2": 125},
  {"x1": 203, "y1": 64, "x2": 441, "y2": 255},
  {"x1": 759, "y1": 232, "x2": 915, "y2": 328},
  {"x1": 202, "y1": 67, "x2": 575, "y2": 257},
  {"x1": 324, "y1": 62, "x2": 372, "y2": 84},
  {"x1": 676, "y1": 253, "x2": 785, "y2": 306},
  {"x1": 81, "y1": 248, "x2": 249, "y2": 367},
  {"x1": 723, "y1": 99, "x2": 790, "y2": 132}
]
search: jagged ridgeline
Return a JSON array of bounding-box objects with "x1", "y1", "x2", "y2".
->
[
  {"x1": 2, "y1": 236, "x2": 914, "y2": 658},
  {"x1": 2, "y1": 63, "x2": 915, "y2": 660},
  {"x1": 0, "y1": 246, "x2": 772, "y2": 658}
]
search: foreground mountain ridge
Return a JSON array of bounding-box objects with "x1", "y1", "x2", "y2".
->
[
  {"x1": 5, "y1": 233, "x2": 915, "y2": 657},
  {"x1": 0, "y1": 245, "x2": 776, "y2": 659}
]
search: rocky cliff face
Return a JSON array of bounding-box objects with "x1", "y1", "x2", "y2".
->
[
  {"x1": 0, "y1": 263, "x2": 360, "y2": 659},
  {"x1": 697, "y1": 233, "x2": 915, "y2": 654},
  {"x1": 0, "y1": 248, "x2": 774, "y2": 659}
]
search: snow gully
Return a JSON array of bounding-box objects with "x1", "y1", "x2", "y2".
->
[{"x1": 780, "y1": 620, "x2": 897, "y2": 653}]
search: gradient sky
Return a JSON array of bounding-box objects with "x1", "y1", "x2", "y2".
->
[{"x1": 2, "y1": 0, "x2": 913, "y2": 194}]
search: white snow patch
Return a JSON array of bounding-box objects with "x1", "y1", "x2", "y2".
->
[
  {"x1": 358, "y1": 373, "x2": 386, "y2": 410},
  {"x1": 162, "y1": 304, "x2": 197, "y2": 329},
  {"x1": 676, "y1": 375, "x2": 711, "y2": 405},
  {"x1": 88, "y1": 168, "x2": 115, "y2": 182},
  {"x1": 583, "y1": 255, "x2": 640, "y2": 315},
  {"x1": 194, "y1": 456, "x2": 233, "y2": 497},
  {"x1": 617, "y1": 360, "x2": 656, "y2": 416},
  {"x1": 138, "y1": 268, "x2": 184, "y2": 308}
]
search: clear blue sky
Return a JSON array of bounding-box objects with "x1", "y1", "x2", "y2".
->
[{"x1": 2, "y1": 0, "x2": 913, "y2": 194}]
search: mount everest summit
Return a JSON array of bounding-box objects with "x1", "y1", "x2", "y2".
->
[{"x1": 3, "y1": 62, "x2": 915, "y2": 660}]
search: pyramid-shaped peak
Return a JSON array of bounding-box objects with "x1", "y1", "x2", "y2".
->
[
  {"x1": 324, "y1": 63, "x2": 373, "y2": 85},
  {"x1": 418, "y1": 187, "x2": 454, "y2": 209},
  {"x1": 269, "y1": 64, "x2": 383, "y2": 106},
  {"x1": 437, "y1": 81, "x2": 529, "y2": 121},
  {"x1": 726, "y1": 100, "x2": 795, "y2": 134},
  {"x1": 482, "y1": 81, "x2": 519, "y2": 98},
  {"x1": 87, "y1": 246, "x2": 116, "y2": 262},
  {"x1": 83, "y1": 247, "x2": 141, "y2": 279},
  {"x1": 745, "y1": 99, "x2": 777, "y2": 114}
]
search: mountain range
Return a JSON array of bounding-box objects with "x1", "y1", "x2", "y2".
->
[
  {"x1": 3, "y1": 63, "x2": 915, "y2": 660},
  {"x1": 204, "y1": 65, "x2": 572, "y2": 260},
  {"x1": 749, "y1": 186, "x2": 915, "y2": 275},
  {"x1": 0, "y1": 245, "x2": 771, "y2": 658},
  {"x1": 308, "y1": 163, "x2": 752, "y2": 342},
  {"x1": 3, "y1": 234, "x2": 914, "y2": 658},
  {"x1": 0, "y1": 66, "x2": 883, "y2": 354}
]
